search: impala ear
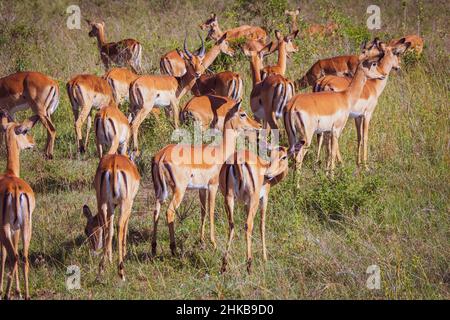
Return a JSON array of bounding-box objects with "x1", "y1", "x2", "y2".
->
[
  {"x1": 288, "y1": 30, "x2": 299, "y2": 41},
  {"x1": 83, "y1": 205, "x2": 93, "y2": 221},
  {"x1": 20, "y1": 115, "x2": 40, "y2": 132},
  {"x1": 393, "y1": 41, "x2": 411, "y2": 55},
  {"x1": 0, "y1": 111, "x2": 11, "y2": 131},
  {"x1": 85, "y1": 19, "x2": 92, "y2": 25},
  {"x1": 211, "y1": 13, "x2": 217, "y2": 20},
  {"x1": 100, "y1": 20, "x2": 105, "y2": 27}
]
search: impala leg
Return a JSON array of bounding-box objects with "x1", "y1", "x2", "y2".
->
[
  {"x1": 1, "y1": 234, "x2": 18, "y2": 300},
  {"x1": 108, "y1": 135, "x2": 120, "y2": 155},
  {"x1": 123, "y1": 215, "x2": 130, "y2": 258},
  {"x1": 221, "y1": 193, "x2": 235, "y2": 273},
  {"x1": 362, "y1": 115, "x2": 372, "y2": 170},
  {"x1": 12, "y1": 231, "x2": 21, "y2": 299},
  {"x1": 117, "y1": 200, "x2": 132, "y2": 281},
  {"x1": 199, "y1": 189, "x2": 207, "y2": 247},
  {"x1": 0, "y1": 245, "x2": 5, "y2": 297},
  {"x1": 96, "y1": 143, "x2": 103, "y2": 159},
  {"x1": 22, "y1": 223, "x2": 31, "y2": 300},
  {"x1": 98, "y1": 204, "x2": 108, "y2": 276},
  {"x1": 330, "y1": 131, "x2": 339, "y2": 177},
  {"x1": 74, "y1": 105, "x2": 92, "y2": 153},
  {"x1": 84, "y1": 112, "x2": 93, "y2": 153},
  {"x1": 208, "y1": 184, "x2": 218, "y2": 249},
  {"x1": 107, "y1": 208, "x2": 115, "y2": 264},
  {"x1": 130, "y1": 106, "x2": 152, "y2": 155},
  {"x1": 38, "y1": 114, "x2": 56, "y2": 160},
  {"x1": 245, "y1": 199, "x2": 259, "y2": 273},
  {"x1": 260, "y1": 190, "x2": 269, "y2": 262},
  {"x1": 169, "y1": 98, "x2": 180, "y2": 128},
  {"x1": 151, "y1": 199, "x2": 161, "y2": 256},
  {"x1": 316, "y1": 133, "x2": 323, "y2": 165},
  {"x1": 355, "y1": 116, "x2": 363, "y2": 167},
  {"x1": 167, "y1": 188, "x2": 186, "y2": 255}
]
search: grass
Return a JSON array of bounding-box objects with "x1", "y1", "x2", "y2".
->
[{"x1": 0, "y1": 0, "x2": 449, "y2": 299}]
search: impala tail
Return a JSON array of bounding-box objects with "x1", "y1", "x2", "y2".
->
[
  {"x1": 151, "y1": 158, "x2": 168, "y2": 202},
  {"x1": 45, "y1": 83, "x2": 60, "y2": 116},
  {"x1": 227, "y1": 76, "x2": 243, "y2": 101},
  {"x1": 274, "y1": 81, "x2": 294, "y2": 119}
]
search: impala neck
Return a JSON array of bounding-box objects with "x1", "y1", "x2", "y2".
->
[
  {"x1": 221, "y1": 125, "x2": 239, "y2": 162},
  {"x1": 250, "y1": 54, "x2": 262, "y2": 86},
  {"x1": 276, "y1": 41, "x2": 287, "y2": 75},
  {"x1": 95, "y1": 28, "x2": 107, "y2": 49},
  {"x1": 210, "y1": 26, "x2": 223, "y2": 41},
  {"x1": 5, "y1": 134, "x2": 20, "y2": 177},
  {"x1": 345, "y1": 64, "x2": 367, "y2": 107},
  {"x1": 371, "y1": 53, "x2": 393, "y2": 95},
  {"x1": 176, "y1": 66, "x2": 198, "y2": 99},
  {"x1": 202, "y1": 45, "x2": 222, "y2": 70}
]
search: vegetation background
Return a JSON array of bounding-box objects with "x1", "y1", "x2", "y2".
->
[{"x1": 0, "y1": 0, "x2": 448, "y2": 299}]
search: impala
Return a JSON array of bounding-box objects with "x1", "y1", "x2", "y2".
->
[
  {"x1": 180, "y1": 95, "x2": 240, "y2": 131},
  {"x1": 82, "y1": 154, "x2": 140, "y2": 280},
  {"x1": 0, "y1": 71, "x2": 59, "y2": 159},
  {"x1": 295, "y1": 40, "x2": 382, "y2": 90},
  {"x1": 191, "y1": 71, "x2": 243, "y2": 100},
  {"x1": 285, "y1": 8, "x2": 300, "y2": 32},
  {"x1": 260, "y1": 30, "x2": 299, "y2": 80},
  {"x1": 219, "y1": 146, "x2": 289, "y2": 273},
  {"x1": 307, "y1": 22, "x2": 338, "y2": 37},
  {"x1": 389, "y1": 34, "x2": 423, "y2": 55},
  {"x1": 103, "y1": 67, "x2": 139, "y2": 105},
  {"x1": 247, "y1": 49, "x2": 295, "y2": 130},
  {"x1": 94, "y1": 104, "x2": 130, "y2": 158},
  {"x1": 87, "y1": 20, "x2": 142, "y2": 73},
  {"x1": 129, "y1": 33, "x2": 231, "y2": 155},
  {"x1": 313, "y1": 39, "x2": 411, "y2": 168},
  {"x1": 151, "y1": 100, "x2": 260, "y2": 256},
  {"x1": 67, "y1": 74, "x2": 115, "y2": 153},
  {"x1": 284, "y1": 50, "x2": 385, "y2": 177},
  {"x1": 0, "y1": 112, "x2": 38, "y2": 300},
  {"x1": 199, "y1": 13, "x2": 267, "y2": 43}
]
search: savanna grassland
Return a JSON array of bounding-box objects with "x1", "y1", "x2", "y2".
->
[{"x1": 0, "y1": 0, "x2": 448, "y2": 299}]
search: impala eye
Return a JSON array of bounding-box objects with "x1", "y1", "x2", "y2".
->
[
  {"x1": 239, "y1": 113, "x2": 246, "y2": 118},
  {"x1": 281, "y1": 156, "x2": 287, "y2": 160}
]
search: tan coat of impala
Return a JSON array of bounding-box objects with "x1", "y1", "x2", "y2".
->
[
  {"x1": 296, "y1": 40, "x2": 383, "y2": 90},
  {"x1": 0, "y1": 112, "x2": 38, "y2": 300},
  {"x1": 247, "y1": 49, "x2": 295, "y2": 130},
  {"x1": 94, "y1": 104, "x2": 131, "y2": 158},
  {"x1": 389, "y1": 34, "x2": 423, "y2": 55},
  {"x1": 87, "y1": 20, "x2": 142, "y2": 73},
  {"x1": 199, "y1": 13, "x2": 267, "y2": 44},
  {"x1": 180, "y1": 95, "x2": 242, "y2": 131},
  {"x1": 150, "y1": 101, "x2": 260, "y2": 256},
  {"x1": 0, "y1": 72, "x2": 59, "y2": 159},
  {"x1": 219, "y1": 146, "x2": 289, "y2": 273},
  {"x1": 129, "y1": 33, "x2": 231, "y2": 155},
  {"x1": 191, "y1": 71, "x2": 243, "y2": 101},
  {"x1": 83, "y1": 154, "x2": 140, "y2": 280},
  {"x1": 67, "y1": 74, "x2": 115, "y2": 153},
  {"x1": 313, "y1": 39, "x2": 411, "y2": 168},
  {"x1": 260, "y1": 30, "x2": 299, "y2": 80},
  {"x1": 284, "y1": 52, "x2": 386, "y2": 177}
]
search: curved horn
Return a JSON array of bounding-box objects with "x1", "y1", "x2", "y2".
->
[
  {"x1": 198, "y1": 32, "x2": 206, "y2": 57},
  {"x1": 183, "y1": 33, "x2": 193, "y2": 59}
]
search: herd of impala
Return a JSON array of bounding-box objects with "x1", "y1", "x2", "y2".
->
[{"x1": 0, "y1": 9, "x2": 424, "y2": 299}]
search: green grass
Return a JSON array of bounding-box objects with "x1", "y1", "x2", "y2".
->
[{"x1": 0, "y1": 0, "x2": 449, "y2": 299}]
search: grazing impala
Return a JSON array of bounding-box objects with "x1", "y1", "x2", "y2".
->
[
  {"x1": 87, "y1": 20, "x2": 142, "y2": 73},
  {"x1": 389, "y1": 34, "x2": 423, "y2": 55},
  {"x1": 67, "y1": 74, "x2": 115, "y2": 153},
  {"x1": 191, "y1": 71, "x2": 243, "y2": 100},
  {"x1": 284, "y1": 50, "x2": 385, "y2": 177},
  {"x1": 0, "y1": 112, "x2": 38, "y2": 300},
  {"x1": 129, "y1": 33, "x2": 231, "y2": 155},
  {"x1": 313, "y1": 39, "x2": 411, "y2": 168},
  {"x1": 219, "y1": 146, "x2": 289, "y2": 273},
  {"x1": 94, "y1": 104, "x2": 130, "y2": 158},
  {"x1": 0, "y1": 72, "x2": 59, "y2": 159},
  {"x1": 199, "y1": 13, "x2": 267, "y2": 43},
  {"x1": 307, "y1": 22, "x2": 338, "y2": 37},
  {"x1": 151, "y1": 101, "x2": 260, "y2": 256},
  {"x1": 260, "y1": 30, "x2": 299, "y2": 80},
  {"x1": 247, "y1": 49, "x2": 295, "y2": 130},
  {"x1": 180, "y1": 95, "x2": 240, "y2": 131},
  {"x1": 82, "y1": 154, "x2": 140, "y2": 280},
  {"x1": 295, "y1": 40, "x2": 382, "y2": 90}
]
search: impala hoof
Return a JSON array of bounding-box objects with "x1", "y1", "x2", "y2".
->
[{"x1": 79, "y1": 145, "x2": 86, "y2": 154}]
